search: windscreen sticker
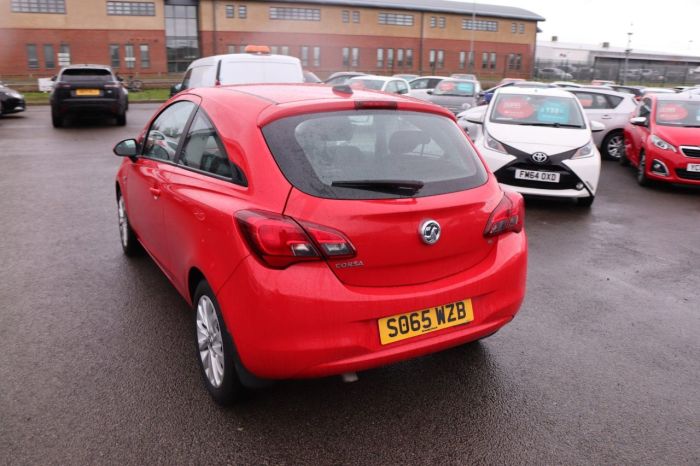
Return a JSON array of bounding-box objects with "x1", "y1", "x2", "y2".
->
[
  {"x1": 456, "y1": 82, "x2": 474, "y2": 93},
  {"x1": 657, "y1": 103, "x2": 688, "y2": 122},
  {"x1": 438, "y1": 81, "x2": 455, "y2": 92},
  {"x1": 537, "y1": 99, "x2": 570, "y2": 124},
  {"x1": 495, "y1": 96, "x2": 535, "y2": 119}
]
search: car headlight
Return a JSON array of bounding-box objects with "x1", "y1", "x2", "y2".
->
[
  {"x1": 651, "y1": 134, "x2": 677, "y2": 152},
  {"x1": 571, "y1": 139, "x2": 595, "y2": 159},
  {"x1": 485, "y1": 130, "x2": 507, "y2": 154}
]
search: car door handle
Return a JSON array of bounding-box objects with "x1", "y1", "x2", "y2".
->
[
  {"x1": 600, "y1": 115, "x2": 612, "y2": 119},
  {"x1": 149, "y1": 187, "x2": 161, "y2": 199}
]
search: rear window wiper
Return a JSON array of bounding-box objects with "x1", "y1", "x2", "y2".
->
[
  {"x1": 331, "y1": 179, "x2": 424, "y2": 195},
  {"x1": 525, "y1": 122, "x2": 584, "y2": 128}
]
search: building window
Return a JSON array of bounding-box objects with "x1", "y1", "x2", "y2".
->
[
  {"x1": 429, "y1": 49, "x2": 436, "y2": 68},
  {"x1": 26, "y1": 44, "x2": 39, "y2": 69},
  {"x1": 12, "y1": 0, "x2": 65, "y2": 13},
  {"x1": 342, "y1": 47, "x2": 349, "y2": 67},
  {"x1": 397, "y1": 48, "x2": 404, "y2": 67},
  {"x1": 342, "y1": 10, "x2": 349, "y2": 23},
  {"x1": 313, "y1": 46, "x2": 320, "y2": 67},
  {"x1": 125, "y1": 44, "x2": 135, "y2": 69},
  {"x1": 140, "y1": 44, "x2": 150, "y2": 68},
  {"x1": 351, "y1": 47, "x2": 359, "y2": 67},
  {"x1": 438, "y1": 17, "x2": 446, "y2": 28},
  {"x1": 437, "y1": 50, "x2": 444, "y2": 69},
  {"x1": 269, "y1": 7, "x2": 320, "y2": 21},
  {"x1": 378, "y1": 12, "x2": 413, "y2": 26},
  {"x1": 405, "y1": 49, "x2": 413, "y2": 67},
  {"x1": 300, "y1": 46, "x2": 309, "y2": 66},
  {"x1": 110, "y1": 44, "x2": 120, "y2": 68},
  {"x1": 430, "y1": 16, "x2": 436, "y2": 28},
  {"x1": 165, "y1": 4, "x2": 199, "y2": 73},
  {"x1": 376, "y1": 48, "x2": 383, "y2": 68},
  {"x1": 459, "y1": 51, "x2": 466, "y2": 69},
  {"x1": 270, "y1": 46, "x2": 278, "y2": 54},
  {"x1": 463, "y1": 19, "x2": 498, "y2": 31},
  {"x1": 387, "y1": 48, "x2": 394, "y2": 68},
  {"x1": 468, "y1": 51, "x2": 474, "y2": 67},
  {"x1": 227, "y1": 44, "x2": 236, "y2": 54},
  {"x1": 511, "y1": 22, "x2": 517, "y2": 33},
  {"x1": 225, "y1": 5, "x2": 234, "y2": 18},
  {"x1": 519, "y1": 23, "x2": 525, "y2": 34},
  {"x1": 107, "y1": 1, "x2": 155, "y2": 16},
  {"x1": 481, "y1": 52, "x2": 488, "y2": 70},
  {"x1": 352, "y1": 11, "x2": 359, "y2": 23},
  {"x1": 281, "y1": 46, "x2": 289, "y2": 56},
  {"x1": 58, "y1": 43, "x2": 70, "y2": 66},
  {"x1": 238, "y1": 5, "x2": 247, "y2": 18},
  {"x1": 490, "y1": 52, "x2": 497, "y2": 70},
  {"x1": 43, "y1": 44, "x2": 55, "y2": 69},
  {"x1": 515, "y1": 53, "x2": 522, "y2": 70}
]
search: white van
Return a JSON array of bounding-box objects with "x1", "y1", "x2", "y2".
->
[{"x1": 170, "y1": 45, "x2": 304, "y2": 96}]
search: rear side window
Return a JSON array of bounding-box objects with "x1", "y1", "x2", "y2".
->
[
  {"x1": 61, "y1": 68, "x2": 114, "y2": 82},
  {"x1": 606, "y1": 95, "x2": 623, "y2": 108},
  {"x1": 262, "y1": 110, "x2": 487, "y2": 200},
  {"x1": 143, "y1": 101, "x2": 196, "y2": 161},
  {"x1": 179, "y1": 110, "x2": 247, "y2": 185}
]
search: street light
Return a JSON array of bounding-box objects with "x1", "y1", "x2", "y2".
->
[
  {"x1": 469, "y1": 2, "x2": 476, "y2": 73},
  {"x1": 623, "y1": 30, "x2": 633, "y2": 85}
]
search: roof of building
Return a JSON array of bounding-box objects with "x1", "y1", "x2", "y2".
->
[
  {"x1": 270, "y1": 0, "x2": 545, "y2": 21},
  {"x1": 539, "y1": 41, "x2": 700, "y2": 61}
]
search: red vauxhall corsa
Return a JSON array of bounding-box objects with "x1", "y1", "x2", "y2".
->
[
  {"x1": 112, "y1": 84, "x2": 528, "y2": 404},
  {"x1": 623, "y1": 94, "x2": 700, "y2": 186}
]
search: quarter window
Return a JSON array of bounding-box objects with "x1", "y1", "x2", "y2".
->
[
  {"x1": 180, "y1": 110, "x2": 245, "y2": 184},
  {"x1": 143, "y1": 101, "x2": 196, "y2": 161}
]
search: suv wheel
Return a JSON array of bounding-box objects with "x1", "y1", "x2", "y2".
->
[{"x1": 51, "y1": 112, "x2": 63, "y2": 128}]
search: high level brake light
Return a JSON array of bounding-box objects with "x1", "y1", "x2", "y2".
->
[
  {"x1": 235, "y1": 210, "x2": 356, "y2": 269},
  {"x1": 483, "y1": 192, "x2": 524, "y2": 237}
]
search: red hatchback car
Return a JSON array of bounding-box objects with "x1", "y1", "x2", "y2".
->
[
  {"x1": 113, "y1": 84, "x2": 528, "y2": 404},
  {"x1": 623, "y1": 94, "x2": 700, "y2": 186}
]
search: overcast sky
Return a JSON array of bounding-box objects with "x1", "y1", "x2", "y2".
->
[{"x1": 458, "y1": 0, "x2": 700, "y2": 55}]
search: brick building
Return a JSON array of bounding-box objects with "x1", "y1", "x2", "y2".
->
[{"x1": 0, "y1": 0, "x2": 544, "y2": 80}]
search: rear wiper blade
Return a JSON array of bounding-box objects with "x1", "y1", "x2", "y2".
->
[
  {"x1": 331, "y1": 179, "x2": 424, "y2": 195},
  {"x1": 526, "y1": 122, "x2": 583, "y2": 128}
]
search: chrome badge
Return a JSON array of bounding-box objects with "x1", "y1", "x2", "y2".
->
[
  {"x1": 420, "y1": 220, "x2": 441, "y2": 245},
  {"x1": 531, "y1": 152, "x2": 549, "y2": 164}
]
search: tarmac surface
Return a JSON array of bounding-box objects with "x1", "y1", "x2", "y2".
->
[{"x1": 1, "y1": 105, "x2": 698, "y2": 465}]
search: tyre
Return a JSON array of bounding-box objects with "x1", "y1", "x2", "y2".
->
[
  {"x1": 193, "y1": 280, "x2": 243, "y2": 405},
  {"x1": 117, "y1": 192, "x2": 140, "y2": 256},
  {"x1": 577, "y1": 195, "x2": 595, "y2": 207},
  {"x1": 637, "y1": 151, "x2": 651, "y2": 187},
  {"x1": 602, "y1": 131, "x2": 624, "y2": 161},
  {"x1": 51, "y1": 112, "x2": 63, "y2": 128},
  {"x1": 116, "y1": 112, "x2": 127, "y2": 126}
]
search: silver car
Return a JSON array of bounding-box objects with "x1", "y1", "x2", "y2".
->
[
  {"x1": 568, "y1": 88, "x2": 637, "y2": 160},
  {"x1": 424, "y1": 78, "x2": 478, "y2": 115}
]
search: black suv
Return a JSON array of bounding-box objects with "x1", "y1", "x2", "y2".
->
[{"x1": 50, "y1": 64, "x2": 128, "y2": 127}]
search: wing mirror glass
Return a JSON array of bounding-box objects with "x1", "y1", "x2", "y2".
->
[
  {"x1": 590, "y1": 120, "x2": 606, "y2": 132},
  {"x1": 630, "y1": 116, "x2": 648, "y2": 126},
  {"x1": 170, "y1": 83, "x2": 183, "y2": 97},
  {"x1": 113, "y1": 138, "x2": 139, "y2": 158}
]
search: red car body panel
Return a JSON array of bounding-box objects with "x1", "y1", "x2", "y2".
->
[
  {"x1": 624, "y1": 95, "x2": 700, "y2": 185},
  {"x1": 116, "y1": 84, "x2": 528, "y2": 380}
]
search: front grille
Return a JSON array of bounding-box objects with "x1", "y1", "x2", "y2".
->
[
  {"x1": 681, "y1": 147, "x2": 700, "y2": 158},
  {"x1": 676, "y1": 169, "x2": 700, "y2": 180},
  {"x1": 495, "y1": 162, "x2": 582, "y2": 190}
]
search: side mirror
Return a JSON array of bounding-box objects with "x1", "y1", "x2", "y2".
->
[
  {"x1": 117, "y1": 76, "x2": 124, "y2": 82},
  {"x1": 630, "y1": 116, "x2": 648, "y2": 127},
  {"x1": 426, "y1": 89, "x2": 433, "y2": 95},
  {"x1": 50, "y1": 75, "x2": 57, "y2": 81},
  {"x1": 465, "y1": 113, "x2": 484, "y2": 124},
  {"x1": 590, "y1": 120, "x2": 606, "y2": 133},
  {"x1": 170, "y1": 83, "x2": 183, "y2": 97},
  {"x1": 113, "y1": 138, "x2": 139, "y2": 158}
]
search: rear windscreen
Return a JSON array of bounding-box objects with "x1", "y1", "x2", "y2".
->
[
  {"x1": 262, "y1": 110, "x2": 488, "y2": 200},
  {"x1": 61, "y1": 69, "x2": 114, "y2": 82}
]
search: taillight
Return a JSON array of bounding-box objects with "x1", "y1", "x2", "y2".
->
[
  {"x1": 56, "y1": 82, "x2": 71, "y2": 89},
  {"x1": 235, "y1": 210, "x2": 356, "y2": 268},
  {"x1": 484, "y1": 192, "x2": 524, "y2": 237}
]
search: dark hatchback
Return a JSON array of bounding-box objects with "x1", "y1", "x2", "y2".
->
[
  {"x1": 0, "y1": 82, "x2": 26, "y2": 115},
  {"x1": 50, "y1": 65, "x2": 128, "y2": 127}
]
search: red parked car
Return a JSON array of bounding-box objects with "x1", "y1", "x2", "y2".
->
[
  {"x1": 623, "y1": 94, "x2": 700, "y2": 186},
  {"x1": 113, "y1": 84, "x2": 528, "y2": 404}
]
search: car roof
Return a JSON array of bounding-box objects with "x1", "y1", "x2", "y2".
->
[
  {"x1": 652, "y1": 93, "x2": 700, "y2": 102},
  {"x1": 349, "y1": 75, "x2": 404, "y2": 83},
  {"x1": 187, "y1": 53, "x2": 301, "y2": 68},
  {"x1": 410, "y1": 76, "x2": 448, "y2": 80},
  {"x1": 497, "y1": 86, "x2": 577, "y2": 98},
  {"x1": 567, "y1": 87, "x2": 630, "y2": 98},
  {"x1": 60, "y1": 64, "x2": 112, "y2": 71},
  {"x1": 189, "y1": 84, "x2": 454, "y2": 125}
]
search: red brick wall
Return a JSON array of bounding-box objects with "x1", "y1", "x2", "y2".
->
[
  {"x1": 0, "y1": 29, "x2": 167, "y2": 78},
  {"x1": 200, "y1": 31, "x2": 533, "y2": 80}
]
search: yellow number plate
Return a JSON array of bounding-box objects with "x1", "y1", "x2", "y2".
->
[
  {"x1": 378, "y1": 299, "x2": 474, "y2": 345},
  {"x1": 76, "y1": 89, "x2": 100, "y2": 96}
]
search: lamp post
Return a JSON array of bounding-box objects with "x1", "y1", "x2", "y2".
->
[
  {"x1": 469, "y1": 2, "x2": 475, "y2": 73},
  {"x1": 623, "y1": 30, "x2": 633, "y2": 85}
]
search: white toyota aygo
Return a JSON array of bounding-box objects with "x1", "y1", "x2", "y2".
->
[{"x1": 461, "y1": 87, "x2": 603, "y2": 207}]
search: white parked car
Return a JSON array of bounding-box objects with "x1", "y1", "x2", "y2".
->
[
  {"x1": 347, "y1": 75, "x2": 410, "y2": 94},
  {"x1": 462, "y1": 87, "x2": 603, "y2": 207}
]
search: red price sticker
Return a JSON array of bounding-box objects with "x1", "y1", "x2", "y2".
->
[
  {"x1": 657, "y1": 103, "x2": 687, "y2": 122},
  {"x1": 495, "y1": 96, "x2": 535, "y2": 119}
]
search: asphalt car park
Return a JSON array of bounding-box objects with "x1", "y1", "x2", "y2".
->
[{"x1": 1, "y1": 105, "x2": 698, "y2": 464}]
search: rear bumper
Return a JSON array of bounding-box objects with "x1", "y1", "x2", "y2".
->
[
  {"x1": 52, "y1": 98, "x2": 125, "y2": 115},
  {"x1": 216, "y1": 230, "x2": 527, "y2": 379}
]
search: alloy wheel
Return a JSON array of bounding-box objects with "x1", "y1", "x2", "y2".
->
[
  {"x1": 118, "y1": 196, "x2": 128, "y2": 248},
  {"x1": 606, "y1": 134, "x2": 624, "y2": 160},
  {"x1": 196, "y1": 295, "x2": 225, "y2": 388}
]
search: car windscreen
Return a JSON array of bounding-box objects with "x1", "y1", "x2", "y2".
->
[
  {"x1": 218, "y1": 60, "x2": 304, "y2": 84},
  {"x1": 433, "y1": 80, "x2": 475, "y2": 96},
  {"x1": 490, "y1": 94, "x2": 586, "y2": 128},
  {"x1": 61, "y1": 69, "x2": 114, "y2": 82},
  {"x1": 655, "y1": 100, "x2": 700, "y2": 127},
  {"x1": 349, "y1": 79, "x2": 384, "y2": 91},
  {"x1": 262, "y1": 110, "x2": 488, "y2": 200}
]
